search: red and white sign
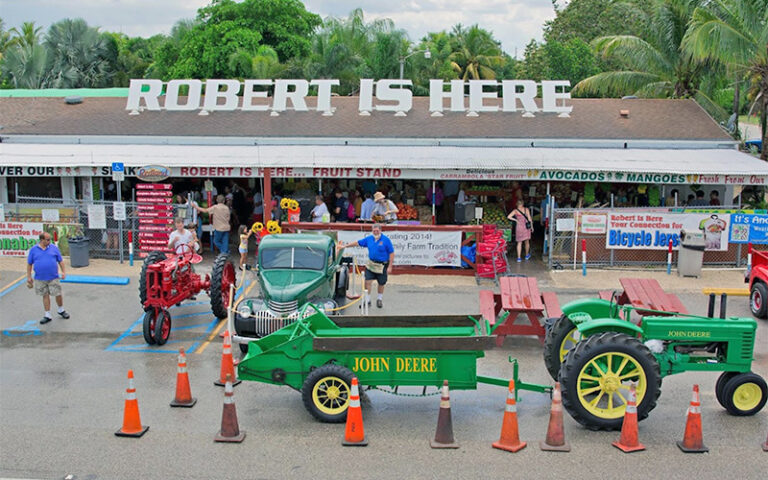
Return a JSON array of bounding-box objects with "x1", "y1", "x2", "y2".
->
[{"x1": 137, "y1": 183, "x2": 173, "y2": 253}]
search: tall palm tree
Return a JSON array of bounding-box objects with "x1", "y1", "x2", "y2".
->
[
  {"x1": 573, "y1": 0, "x2": 703, "y2": 98},
  {"x1": 682, "y1": 0, "x2": 768, "y2": 159},
  {"x1": 10, "y1": 21, "x2": 42, "y2": 48},
  {"x1": 0, "y1": 18, "x2": 16, "y2": 60},
  {"x1": 448, "y1": 24, "x2": 505, "y2": 80},
  {"x1": 44, "y1": 18, "x2": 114, "y2": 88},
  {"x1": 1, "y1": 43, "x2": 53, "y2": 88}
]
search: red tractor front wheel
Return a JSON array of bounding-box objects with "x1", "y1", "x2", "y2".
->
[
  {"x1": 210, "y1": 253, "x2": 236, "y2": 319},
  {"x1": 143, "y1": 309, "x2": 171, "y2": 346}
]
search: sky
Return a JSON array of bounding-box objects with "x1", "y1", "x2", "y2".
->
[{"x1": 0, "y1": 0, "x2": 557, "y2": 57}]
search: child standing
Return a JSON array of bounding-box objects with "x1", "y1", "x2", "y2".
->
[{"x1": 238, "y1": 225, "x2": 252, "y2": 268}]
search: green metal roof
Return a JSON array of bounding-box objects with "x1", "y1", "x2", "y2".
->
[{"x1": 0, "y1": 88, "x2": 129, "y2": 98}]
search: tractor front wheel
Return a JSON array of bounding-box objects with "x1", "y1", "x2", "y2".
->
[
  {"x1": 301, "y1": 364, "x2": 354, "y2": 423},
  {"x1": 210, "y1": 253, "x2": 236, "y2": 319},
  {"x1": 142, "y1": 309, "x2": 157, "y2": 345},
  {"x1": 715, "y1": 371, "x2": 739, "y2": 406},
  {"x1": 153, "y1": 309, "x2": 172, "y2": 346},
  {"x1": 543, "y1": 314, "x2": 582, "y2": 380},
  {"x1": 559, "y1": 331, "x2": 661, "y2": 431},
  {"x1": 750, "y1": 282, "x2": 768, "y2": 319},
  {"x1": 720, "y1": 372, "x2": 767, "y2": 416}
]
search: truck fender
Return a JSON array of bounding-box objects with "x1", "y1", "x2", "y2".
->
[
  {"x1": 561, "y1": 298, "x2": 615, "y2": 325},
  {"x1": 576, "y1": 318, "x2": 643, "y2": 338}
]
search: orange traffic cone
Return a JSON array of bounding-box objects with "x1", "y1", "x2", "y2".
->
[
  {"x1": 762, "y1": 430, "x2": 768, "y2": 452},
  {"x1": 170, "y1": 348, "x2": 197, "y2": 407},
  {"x1": 492, "y1": 379, "x2": 526, "y2": 452},
  {"x1": 214, "y1": 331, "x2": 241, "y2": 387},
  {"x1": 540, "y1": 382, "x2": 570, "y2": 452},
  {"x1": 214, "y1": 374, "x2": 245, "y2": 443},
  {"x1": 430, "y1": 380, "x2": 459, "y2": 449},
  {"x1": 677, "y1": 384, "x2": 708, "y2": 453},
  {"x1": 612, "y1": 382, "x2": 645, "y2": 453},
  {"x1": 115, "y1": 370, "x2": 149, "y2": 437},
  {"x1": 342, "y1": 377, "x2": 368, "y2": 446}
]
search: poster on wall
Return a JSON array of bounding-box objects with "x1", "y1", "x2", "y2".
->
[
  {"x1": 0, "y1": 222, "x2": 44, "y2": 257},
  {"x1": 87, "y1": 204, "x2": 107, "y2": 229},
  {"x1": 605, "y1": 212, "x2": 730, "y2": 251},
  {"x1": 729, "y1": 214, "x2": 768, "y2": 244},
  {"x1": 580, "y1": 214, "x2": 607, "y2": 234},
  {"x1": 337, "y1": 230, "x2": 462, "y2": 267}
]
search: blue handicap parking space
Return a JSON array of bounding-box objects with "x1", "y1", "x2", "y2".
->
[
  {"x1": 105, "y1": 301, "x2": 221, "y2": 354},
  {"x1": 2, "y1": 320, "x2": 44, "y2": 337}
]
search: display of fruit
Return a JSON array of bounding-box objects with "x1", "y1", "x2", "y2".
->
[
  {"x1": 395, "y1": 203, "x2": 418, "y2": 220},
  {"x1": 481, "y1": 204, "x2": 513, "y2": 226}
]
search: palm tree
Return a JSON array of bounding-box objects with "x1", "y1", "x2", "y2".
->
[
  {"x1": 448, "y1": 24, "x2": 505, "y2": 80},
  {"x1": 573, "y1": 0, "x2": 703, "y2": 98},
  {"x1": 0, "y1": 18, "x2": 16, "y2": 60},
  {"x1": 682, "y1": 0, "x2": 768, "y2": 159},
  {"x1": 1, "y1": 43, "x2": 52, "y2": 88},
  {"x1": 44, "y1": 18, "x2": 114, "y2": 88},
  {"x1": 10, "y1": 21, "x2": 42, "y2": 48}
]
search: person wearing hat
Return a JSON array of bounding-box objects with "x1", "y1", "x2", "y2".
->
[
  {"x1": 371, "y1": 191, "x2": 398, "y2": 223},
  {"x1": 337, "y1": 224, "x2": 394, "y2": 308}
]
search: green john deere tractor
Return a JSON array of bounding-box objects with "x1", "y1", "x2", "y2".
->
[{"x1": 543, "y1": 296, "x2": 766, "y2": 430}]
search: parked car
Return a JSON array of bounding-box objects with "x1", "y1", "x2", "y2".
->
[{"x1": 233, "y1": 233, "x2": 351, "y2": 351}]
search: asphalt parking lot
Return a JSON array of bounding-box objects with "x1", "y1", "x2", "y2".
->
[{"x1": 1, "y1": 264, "x2": 766, "y2": 480}]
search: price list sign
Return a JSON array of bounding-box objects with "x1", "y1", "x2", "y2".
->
[{"x1": 136, "y1": 183, "x2": 173, "y2": 257}]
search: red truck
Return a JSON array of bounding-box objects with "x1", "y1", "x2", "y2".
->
[{"x1": 748, "y1": 249, "x2": 768, "y2": 319}]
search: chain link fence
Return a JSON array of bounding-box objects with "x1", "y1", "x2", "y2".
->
[{"x1": 547, "y1": 205, "x2": 749, "y2": 269}]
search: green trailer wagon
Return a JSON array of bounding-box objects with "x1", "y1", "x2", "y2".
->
[{"x1": 237, "y1": 305, "x2": 550, "y2": 422}]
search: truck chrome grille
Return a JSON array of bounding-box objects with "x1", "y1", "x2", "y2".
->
[{"x1": 267, "y1": 300, "x2": 298, "y2": 315}]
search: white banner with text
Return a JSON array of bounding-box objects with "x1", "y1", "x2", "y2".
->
[
  {"x1": 605, "y1": 212, "x2": 730, "y2": 251},
  {"x1": 337, "y1": 230, "x2": 462, "y2": 267}
]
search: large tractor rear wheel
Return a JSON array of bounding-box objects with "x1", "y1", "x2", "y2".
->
[
  {"x1": 559, "y1": 331, "x2": 661, "y2": 431},
  {"x1": 139, "y1": 251, "x2": 166, "y2": 310},
  {"x1": 543, "y1": 314, "x2": 582, "y2": 380},
  {"x1": 301, "y1": 364, "x2": 354, "y2": 423},
  {"x1": 720, "y1": 372, "x2": 767, "y2": 416},
  {"x1": 750, "y1": 282, "x2": 768, "y2": 319},
  {"x1": 210, "y1": 253, "x2": 236, "y2": 319}
]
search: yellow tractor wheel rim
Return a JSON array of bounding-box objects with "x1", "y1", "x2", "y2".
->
[
  {"x1": 576, "y1": 351, "x2": 647, "y2": 419},
  {"x1": 732, "y1": 383, "x2": 762, "y2": 411},
  {"x1": 312, "y1": 376, "x2": 350, "y2": 415},
  {"x1": 558, "y1": 327, "x2": 583, "y2": 362}
]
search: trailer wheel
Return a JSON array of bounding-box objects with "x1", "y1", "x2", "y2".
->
[
  {"x1": 750, "y1": 282, "x2": 768, "y2": 319},
  {"x1": 559, "y1": 331, "x2": 661, "y2": 431},
  {"x1": 543, "y1": 315, "x2": 582, "y2": 380},
  {"x1": 210, "y1": 253, "x2": 236, "y2": 319},
  {"x1": 721, "y1": 372, "x2": 767, "y2": 416},
  {"x1": 301, "y1": 364, "x2": 354, "y2": 423},
  {"x1": 715, "y1": 371, "x2": 739, "y2": 406},
  {"x1": 153, "y1": 309, "x2": 172, "y2": 346},
  {"x1": 139, "y1": 251, "x2": 166, "y2": 310}
]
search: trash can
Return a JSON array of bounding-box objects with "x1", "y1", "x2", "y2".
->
[
  {"x1": 678, "y1": 229, "x2": 705, "y2": 277},
  {"x1": 454, "y1": 202, "x2": 476, "y2": 224},
  {"x1": 68, "y1": 236, "x2": 90, "y2": 268}
]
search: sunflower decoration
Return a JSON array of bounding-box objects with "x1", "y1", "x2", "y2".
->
[
  {"x1": 266, "y1": 220, "x2": 282, "y2": 234},
  {"x1": 280, "y1": 198, "x2": 291, "y2": 209},
  {"x1": 250, "y1": 222, "x2": 265, "y2": 235}
]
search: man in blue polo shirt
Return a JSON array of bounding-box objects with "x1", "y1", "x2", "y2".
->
[
  {"x1": 26, "y1": 232, "x2": 69, "y2": 324},
  {"x1": 338, "y1": 224, "x2": 394, "y2": 308}
]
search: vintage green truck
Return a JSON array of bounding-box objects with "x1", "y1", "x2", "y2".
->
[{"x1": 233, "y1": 233, "x2": 351, "y2": 352}]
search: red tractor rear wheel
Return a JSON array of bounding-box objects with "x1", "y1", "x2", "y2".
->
[{"x1": 210, "y1": 253, "x2": 236, "y2": 319}]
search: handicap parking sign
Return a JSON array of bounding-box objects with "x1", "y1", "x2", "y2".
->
[{"x1": 111, "y1": 162, "x2": 125, "y2": 172}]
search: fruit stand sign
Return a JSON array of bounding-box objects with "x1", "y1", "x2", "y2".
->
[{"x1": 338, "y1": 230, "x2": 462, "y2": 267}]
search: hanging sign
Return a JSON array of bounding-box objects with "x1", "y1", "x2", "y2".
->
[
  {"x1": 87, "y1": 204, "x2": 107, "y2": 229},
  {"x1": 605, "y1": 212, "x2": 729, "y2": 251}
]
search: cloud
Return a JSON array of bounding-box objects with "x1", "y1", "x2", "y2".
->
[{"x1": 0, "y1": 0, "x2": 554, "y2": 55}]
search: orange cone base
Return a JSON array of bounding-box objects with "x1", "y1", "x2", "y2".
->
[
  {"x1": 115, "y1": 425, "x2": 149, "y2": 437},
  {"x1": 214, "y1": 430, "x2": 245, "y2": 443},
  {"x1": 612, "y1": 441, "x2": 645, "y2": 453},
  {"x1": 677, "y1": 440, "x2": 708, "y2": 453},
  {"x1": 492, "y1": 440, "x2": 526, "y2": 452},
  {"x1": 431, "y1": 437, "x2": 459, "y2": 449},
  {"x1": 170, "y1": 397, "x2": 197, "y2": 408},
  {"x1": 214, "y1": 378, "x2": 241, "y2": 387},
  {"x1": 540, "y1": 440, "x2": 571, "y2": 452},
  {"x1": 342, "y1": 436, "x2": 368, "y2": 447}
]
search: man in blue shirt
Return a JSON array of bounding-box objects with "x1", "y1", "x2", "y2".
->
[
  {"x1": 26, "y1": 232, "x2": 69, "y2": 324},
  {"x1": 338, "y1": 224, "x2": 394, "y2": 308},
  {"x1": 359, "y1": 192, "x2": 375, "y2": 221}
]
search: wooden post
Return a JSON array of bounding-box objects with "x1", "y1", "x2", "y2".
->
[{"x1": 263, "y1": 168, "x2": 272, "y2": 224}]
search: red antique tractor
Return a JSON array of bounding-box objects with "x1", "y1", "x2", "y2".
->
[{"x1": 139, "y1": 246, "x2": 236, "y2": 345}]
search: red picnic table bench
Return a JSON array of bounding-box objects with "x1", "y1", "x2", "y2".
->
[
  {"x1": 479, "y1": 276, "x2": 562, "y2": 346},
  {"x1": 598, "y1": 277, "x2": 688, "y2": 316}
]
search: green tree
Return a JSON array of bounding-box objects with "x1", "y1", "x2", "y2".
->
[
  {"x1": 518, "y1": 40, "x2": 548, "y2": 81},
  {"x1": 411, "y1": 31, "x2": 461, "y2": 95},
  {"x1": 448, "y1": 24, "x2": 505, "y2": 80},
  {"x1": 544, "y1": 38, "x2": 599, "y2": 87},
  {"x1": 10, "y1": 21, "x2": 42, "y2": 48},
  {"x1": 682, "y1": 0, "x2": 768, "y2": 159},
  {"x1": 545, "y1": 0, "x2": 653, "y2": 43},
  {"x1": 0, "y1": 18, "x2": 14, "y2": 61},
  {"x1": 1, "y1": 43, "x2": 51, "y2": 88},
  {"x1": 169, "y1": 20, "x2": 262, "y2": 78},
  {"x1": 44, "y1": 18, "x2": 115, "y2": 88}
]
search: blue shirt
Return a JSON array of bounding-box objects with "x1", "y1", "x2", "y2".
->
[
  {"x1": 360, "y1": 199, "x2": 375, "y2": 221},
  {"x1": 357, "y1": 235, "x2": 394, "y2": 263},
  {"x1": 27, "y1": 244, "x2": 62, "y2": 281}
]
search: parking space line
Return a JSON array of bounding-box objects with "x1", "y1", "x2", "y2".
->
[
  {"x1": 106, "y1": 309, "x2": 219, "y2": 353},
  {"x1": 196, "y1": 275, "x2": 254, "y2": 355},
  {"x1": 0, "y1": 274, "x2": 26, "y2": 298}
]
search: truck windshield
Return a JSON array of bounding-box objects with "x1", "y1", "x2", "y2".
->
[{"x1": 260, "y1": 247, "x2": 326, "y2": 270}]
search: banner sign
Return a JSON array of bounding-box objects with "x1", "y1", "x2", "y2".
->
[
  {"x1": 729, "y1": 214, "x2": 768, "y2": 244},
  {"x1": 580, "y1": 214, "x2": 607, "y2": 234},
  {"x1": 137, "y1": 183, "x2": 173, "y2": 253},
  {"x1": 0, "y1": 222, "x2": 43, "y2": 257},
  {"x1": 605, "y1": 212, "x2": 730, "y2": 251},
  {"x1": 337, "y1": 230, "x2": 462, "y2": 267}
]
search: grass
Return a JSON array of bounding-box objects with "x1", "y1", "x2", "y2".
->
[{"x1": 739, "y1": 115, "x2": 760, "y2": 126}]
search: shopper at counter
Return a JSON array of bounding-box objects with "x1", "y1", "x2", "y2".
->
[
  {"x1": 372, "y1": 191, "x2": 398, "y2": 223},
  {"x1": 193, "y1": 194, "x2": 231, "y2": 254},
  {"x1": 689, "y1": 190, "x2": 708, "y2": 206},
  {"x1": 360, "y1": 192, "x2": 375, "y2": 221},
  {"x1": 311, "y1": 195, "x2": 330, "y2": 223}
]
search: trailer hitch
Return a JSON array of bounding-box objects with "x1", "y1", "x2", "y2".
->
[{"x1": 476, "y1": 356, "x2": 553, "y2": 400}]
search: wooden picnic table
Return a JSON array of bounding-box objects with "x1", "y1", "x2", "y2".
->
[
  {"x1": 479, "y1": 276, "x2": 562, "y2": 346},
  {"x1": 599, "y1": 278, "x2": 688, "y2": 315}
]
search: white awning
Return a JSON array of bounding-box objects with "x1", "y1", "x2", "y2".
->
[{"x1": 1, "y1": 143, "x2": 765, "y2": 184}]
